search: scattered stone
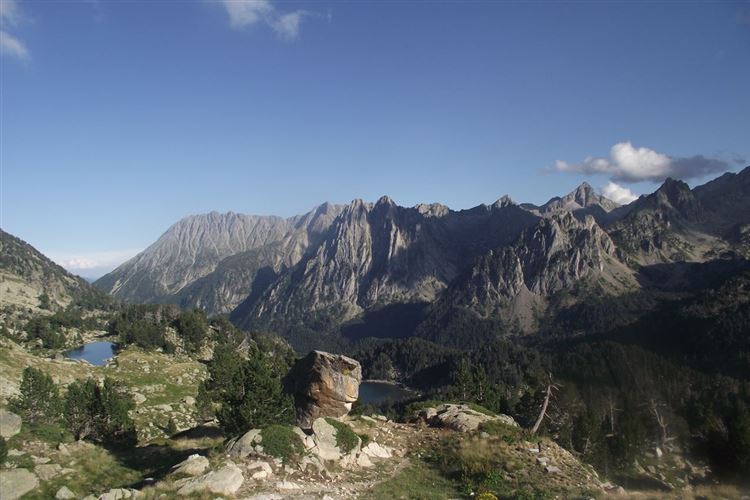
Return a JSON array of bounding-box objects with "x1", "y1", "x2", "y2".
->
[
  {"x1": 55, "y1": 486, "x2": 77, "y2": 499},
  {"x1": 356, "y1": 453, "x2": 374, "y2": 467},
  {"x1": 361, "y1": 442, "x2": 393, "y2": 459},
  {"x1": 97, "y1": 487, "x2": 143, "y2": 499},
  {"x1": 35, "y1": 463, "x2": 63, "y2": 481},
  {"x1": 247, "y1": 460, "x2": 273, "y2": 480},
  {"x1": 0, "y1": 469, "x2": 40, "y2": 500},
  {"x1": 545, "y1": 465, "x2": 561, "y2": 474},
  {"x1": 536, "y1": 457, "x2": 549, "y2": 466},
  {"x1": 655, "y1": 447, "x2": 663, "y2": 458},
  {"x1": 275, "y1": 480, "x2": 301, "y2": 490},
  {"x1": 132, "y1": 393, "x2": 147, "y2": 405},
  {"x1": 311, "y1": 417, "x2": 343, "y2": 461},
  {"x1": 286, "y1": 351, "x2": 362, "y2": 429},
  {"x1": 175, "y1": 462, "x2": 244, "y2": 496},
  {"x1": 227, "y1": 429, "x2": 262, "y2": 459},
  {"x1": 181, "y1": 396, "x2": 195, "y2": 406},
  {"x1": 171, "y1": 454, "x2": 209, "y2": 476},
  {"x1": 0, "y1": 409, "x2": 22, "y2": 438}
]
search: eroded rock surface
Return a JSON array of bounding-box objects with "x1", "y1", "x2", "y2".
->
[{"x1": 286, "y1": 351, "x2": 361, "y2": 429}]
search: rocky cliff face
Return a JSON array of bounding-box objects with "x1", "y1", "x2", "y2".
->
[
  {"x1": 233, "y1": 197, "x2": 540, "y2": 332},
  {"x1": 607, "y1": 178, "x2": 730, "y2": 265},
  {"x1": 418, "y1": 212, "x2": 635, "y2": 338},
  {"x1": 95, "y1": 204, "x2": 344, "y2": 313}
]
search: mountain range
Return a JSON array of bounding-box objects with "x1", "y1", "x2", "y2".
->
[{"x1": 85, "y1": 166, "x2": 749, "y2": 350}]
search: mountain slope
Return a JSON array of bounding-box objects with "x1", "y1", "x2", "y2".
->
[
  {"x1": 416, "y1": 213, "x2": 636, "y2": 346},
  {"x1": 606, "y1": 177, "x2": 730, "y2": 265},
  {"x1": 0, "y1": 228, "x2": 104, "y2": 309},
  {"x1": 95, "y1": 203, "x2": 344, "y2": 311}
]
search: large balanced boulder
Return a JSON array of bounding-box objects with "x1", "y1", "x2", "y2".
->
[
  {"x1": 0, "y1": 409, "x2": 22, "y2": 438},
  {"x1": 285, "y1": 351, "x2": 362, "y2": 429}
]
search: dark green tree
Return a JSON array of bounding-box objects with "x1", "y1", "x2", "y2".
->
[
  {"x1": 209, "y1": 346, "x2": 294, "y2": 435},
  {"x1": 64, "y1": 379, "x2": 98, "y2": 440},
  {"x1": 173, "y1": 309, "x2": 208, "y2": 352},
  {"x1": 9, "y1": 367, "x2": 61, "y2": 425},
  {"x1": 62, "y1": 377, "x2": 136, "y2": 445}
]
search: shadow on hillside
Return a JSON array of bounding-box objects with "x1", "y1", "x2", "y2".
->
[
  {"x1": 104, "y1": 424, "x2": 226, "y2": 489},
  {"x1": 341, "y1": 302, "x2": 428, "y2": 341}
]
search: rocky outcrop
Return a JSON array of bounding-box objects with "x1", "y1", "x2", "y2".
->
[
  {"x1": 0, "y1": 468, "x2": 40, "y2": 500},
  {"x1": 170, "y1": 454, "x2": 209, "y2": 476},
  {"x1": 414, "y1": 403, "x2": 518, "y2": 432},
  {"x1": 227, "y1": 429, "x2": 262, "y2": 459},
  {"x1": 0, "y1": 408, "x2": 22, "y2": 438},
  {"x1": 286, "y1": 351, "x2": 362, "y2": 429},
  {"x1": 174, "y1": 462, "x2": 244, "y2": 496}
]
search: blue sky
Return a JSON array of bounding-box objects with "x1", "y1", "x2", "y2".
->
[{"x1": 1, "y1": 0, "x2": 749, "y2": 277}]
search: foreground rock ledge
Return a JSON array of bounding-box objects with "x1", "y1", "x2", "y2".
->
[{"x1": 285, "y1": 350, "x2": 362, "y2": 429}]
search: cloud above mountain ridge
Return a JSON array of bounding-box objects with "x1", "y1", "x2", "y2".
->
[{"x1": 554, "y1": 142, "x2": 733, "y2": 183}]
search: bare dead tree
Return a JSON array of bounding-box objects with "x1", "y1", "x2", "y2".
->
[
  {"x1": 647, "y1": 398, "x2": 669, "y2": 448},
  {"x1": 531, "y1": 373, "x2": 558, "y2": 435}
]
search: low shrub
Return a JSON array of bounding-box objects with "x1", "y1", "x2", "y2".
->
[
  {"x1": 261, "y1": 425, "x2": 304, "y2": 462},
  {"x1": 325, "y1": 418, "x2": 360, "y2": 453}
]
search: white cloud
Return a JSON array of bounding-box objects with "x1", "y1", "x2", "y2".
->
[
  {"x1": 0, "y1": 29, "x2": 28, "y2": 60},
  {"x1": 0, "y1": 0, "x2": 21, "y2": 26},
  {"x1": 219, "y1": 0, "x2": 309, "y2": 41},
  {"x1": 601, "y1": 181, "x2": 638, "y2": 205},
  {"x1": 272, "y1": 10, "x2": 307, "y2": 41},
  {"x1": 1, "y1": 0, "x2": 29, "y2": 61},
  {"x1": 49, "y1": 249, "x2": 142, "y2": 277},
  {"x1": 553, "y1": 141, "x2": 731, "y2": 183}
]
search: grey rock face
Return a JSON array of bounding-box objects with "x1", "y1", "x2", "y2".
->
[
  {"x1": 0, "y1": 469, "x2": 40, "y2": 500},
  {"x1": 415, "y1": 403, "x2": 518, "y2": 432},
  {"x1": 420, "y1": 212, "x2": 634, "y2": 336},
  {"x1": 237, "y1": 197, "x2": 540, "y2": 333},
  {"x1": 0, "y1": 409, "x2": 22, "y2": 438},
  {"x1": 174, "y1": 462, "x2": 244, "y2": 496}
]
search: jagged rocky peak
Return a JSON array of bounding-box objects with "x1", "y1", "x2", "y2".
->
[
  {"x1": 622, "y1": 177, "x2": 704, "y2": 224},
  {"x1": 492, "y1": 195, "x2": 515, "y2": 209},
  {"x1": 540, "y1": 182, "x2": 619, "y2": 214},
  {"x1": 414, "y1": 202, "x2": 450, "y2": 217}
]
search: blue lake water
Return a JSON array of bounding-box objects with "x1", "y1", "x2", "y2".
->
[
  {"x1": 64, "y1": 341, "x2": 116, "y2": 366},
  {"x1": 358, "y1": 381, "x2": 414, "y2": 404}
]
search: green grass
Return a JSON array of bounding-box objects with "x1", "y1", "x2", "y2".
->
[
  {"x1": 325, "y1": 418, "x2": 360, "y2": 453},
  {"x1": 260, "y1": 424, "x2": 304, "y2": 462},
  {"x1": 477, "y1": 420, "x2": 525, "y2": 444},
  {"x1": 363, "y1": 460, "x2": 463, "y2": 499}
]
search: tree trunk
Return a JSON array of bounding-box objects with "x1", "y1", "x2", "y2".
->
[{"x1": 531, "y1": 383, "x2": 552, "y2": 435}]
